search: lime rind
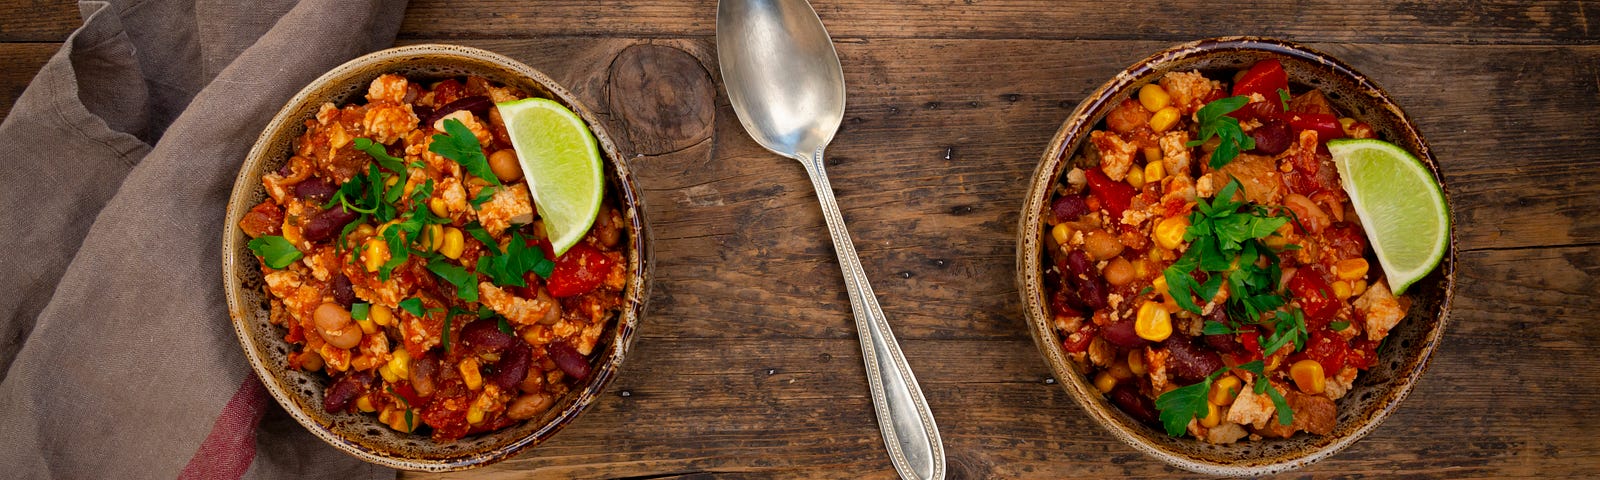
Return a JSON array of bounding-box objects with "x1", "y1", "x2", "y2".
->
[
  {"x1": 495, "y1": 98, "x2": 604, "y2": 257},
  {"x1": 1329, "y1": 138, "x2": 1449, "y2": 296}
]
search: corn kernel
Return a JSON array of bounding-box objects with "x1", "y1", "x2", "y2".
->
[
  {"x1": 1127, "y1": 351, "x2": 1146, "y2": 376},
  {"x1": 459, "y1": 357, "x2": 483, "y2": 390},
  {"x1": 1332, "y1": 280, "x2": 1353, "y2": 300},
  {"x1": 440, "y1": 227, "x2": 465, "y2": 259},
  {"x1": 355, "y1": 315, "x2": 377, "y2": 335},
  {"x1": 384, "y1": 408, "x2": 417, "y2": 433},
  {"x1": 1338, "y1": 117, "x2": 1357, "y2": 136},
  {"x1": 370, "y1": 304, "x2": 394, "y2": 327},
  {"x1": 1093, "y1": 371, "x2": 1117, "y2": 393},
  {"x1": 1200, "y1": 402, "x2": 1222, "y2": 428},
  {"x1": 1144, "y1": 161, "x2": 1165, "y2": 183},
  {"x1": 1142, "y1": 146, "x2": 1162, "y2": 163},
  {"x1": 1335, "y1": 258, "x2": 1369, "y2": 281},
  {"x1": 1209, "y1": 375, "x2": 1242, "y2": 406},
  {"x1": 1153, "y1": 275, "x2": 1169, "y2": 294},
  {"x1": 362, "y1": 239, "x2": 389, "y2": 273},
  {"x1": 353, "y1": 223, "x2": 375, "y2": 239},
  {"x1": 388, "y1": 349, "x2": 411, "y2": 379},
  {"x1": 466, "y1": 405, "x2": 486, "y2": 425},
  {"x1": 1126, "y1": 164, "x2": 1146, "y2": 188},
  {"x1": 425, "y1": 224, "x2": 445, "y2": 251},
  {"x1": 1135, "y1": 301, "x2": 1173, "y2": 342},
  {"x1": 1051, "y1": 223, "x2": 1072, "y2": 247},
  {"x1": 1353, "y1": 279, "x2": 1368, "y2": 296},
  {"x1": 384, "y1": 175, "x2": 400, "y2": 189},
  {"x1": 1290, "y1": 359, "x2": 1326, "y2": 394},
  {"x1": 1138, "y1": 84, "x2": 1171, "y2": 112},
  {"x1": 1263, "y1": 234, "x2": 1289, "y2": 250},
  {"x1": 378, "y1": 363, "x2": 401, "y2": 383},
  {"x1": 1149, "y1": 106, "x2": 1181, "y2": 133},
  {"x1": 1132, "y1": 259, "x2": 1150, "y2": 280},
  {"x1": 429, "y1": 197, "x2": 449, "y2": 218},
  {"x1": 356, "y1": 395, "x2": 377, "y2": 412},
  {"x1": 1154, "y1": 216, "x2": 1189, "y2": 250}
]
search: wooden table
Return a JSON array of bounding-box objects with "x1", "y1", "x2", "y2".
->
[{"x1": 4, "y1": 1, "x2": 1597, "y2": 478}]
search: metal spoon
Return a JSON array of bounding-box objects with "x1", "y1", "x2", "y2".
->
[{"x1": 716, "y1": 1, "x2": 945, "y2": 478}]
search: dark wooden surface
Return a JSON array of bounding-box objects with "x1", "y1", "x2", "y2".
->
[{"x1": 4, "y1": 2, "x2": 1599, "y2": 478}]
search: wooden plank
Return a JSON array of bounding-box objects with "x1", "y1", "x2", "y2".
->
[
  {"x1": 0, "y1": 0, "x2": 77, "y2": 42},
  {"x1": 0, "y1": 43, "x2": 56, "y2": 121},
  {"x1": 399, "y1": 0, "x2": 1600, "y2": 45},
  {"x1": 398, "y1": 243, "x2": 1600, "y2": 478}
]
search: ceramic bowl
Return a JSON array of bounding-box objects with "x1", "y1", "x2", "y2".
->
[
  {"x1": 221, "y1": 44, "x2": 651, "y2": 471},
  {"x1": 1016, "y1": 37, "x2": 1454, "y2": 475}
]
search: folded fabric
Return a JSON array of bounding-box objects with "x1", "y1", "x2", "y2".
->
[{"x1": 0, "y1": 1, "x2": 407, "y2": 478}]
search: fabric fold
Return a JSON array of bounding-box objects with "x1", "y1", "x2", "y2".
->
[{"x1": 0, "y1": 0, "x2": 408, "y2": 478}]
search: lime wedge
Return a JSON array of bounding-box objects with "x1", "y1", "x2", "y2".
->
[
  {"x1": 1328, "y1": 138, "x2": 1449, "y2": 295},
  {"x1": 496, "y1": 98, "x2": 604, "y2": 257}
]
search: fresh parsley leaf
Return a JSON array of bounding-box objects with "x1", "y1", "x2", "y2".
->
[
  {"x1": 497, "y1": 316, "x2": 513, "y2": 335},
  {"x1": 464, "y1": 222, "x2": 499, "y2": 255},
  {"x1": 478, "y1": 305, "x2": 496, "y2": 319},
  {"x1": 246, "y1": 235, "x2": 303, "y2": 268},
  {"x1": 426, "y1": 259, "x2": 480, "y2": 302},
  {"x1": 1185, "y1": 95, "x2": 1256, "y2": 169},
  {"x1": 352, "y1": 137, "x2": 406, "y2": 173},
  {"x1": 1259, "y1": 309, "x2": 1308, "y2": 355},
  {"x1": 1201, "y1": 320, "x2": 1238, "y2": 336},
  {"x1": 398, "y1": 297, "x2": 424, "y2": 318},
  {"x1": 1330, "y1": 321, "x2": 1350, "y2": 331},
  {"x1": 476, "y1": 232, "x2": 555, "y2": 286},
  {"x1": 1155, "y1": 379, "x2": 1212, "y2": 437},
  {"x1": 429, "y1": 119, "x2": 500, "y2": 186},
  {"x1": 1277, "y1": 88, "x2": 1291, "y2": 112},
  {"x1": 441, "y1": 314, "x2": 453, "y2": 353},
  {"x1": 1264, "y1": 383, "x2": 1293, "y2": 426},
  {"x1": 351, "y1": 302, "x2": 370, "y2": 321},
  {"x1": 470, "y1": 186, "x2": 498, "y2": 208}
]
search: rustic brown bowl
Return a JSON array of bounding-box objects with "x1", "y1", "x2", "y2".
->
[
  {"x1": 221, "y1": 45, "x2": 651, "y2": 471},
  {"x1": 1017, "y1": 37, "x2": 1454, "y2": 475}
]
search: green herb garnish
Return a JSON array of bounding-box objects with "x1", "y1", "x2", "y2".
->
[
  {"x1": 476, "y1": 231, "x2": 555, "y2": 286},
  {"x1": 1161, "y1": 178, "x2": 1289, "y2": 317},
  {"x1": 1329, "y1": 321, "x2": 1350, "y2": 331},
  {"x1": 398, "y1": 297, "x2": 425, "y2": 318},
  {"x1": 1186, "y1": 95, "x2": 1256, "y2": 169},
  {"x1": 426, "y1": 259, "x2": 480, "y2": 302},
  {"x1": 352, "y1": 137, "x2": 406, "y2": 173},
  {"x1": 351, "y1": 302, "x2": 370, "y2": 321},
  {"x1": 469, "y1": 186, "x2": 498, "y2": 208},
  {"x1": 1156, "y1": 360, "x2": 1268, "y2": 436},
  {"x1": 246, "y1": 235, "x2": 302, "y2": 268},
  {"x1": 497, "y1": 316, "x2": 513, "y2": 335},
  {"x1": 1277, "y1": 88, "x2": 1291, "y2": 112},
  {"x1": 430, "y1": 119, "x2": 500, "y2": 186}
]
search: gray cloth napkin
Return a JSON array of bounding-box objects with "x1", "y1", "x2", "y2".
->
[{"x1": 0, "y1": 1, "x2": 407, "y2": 477}]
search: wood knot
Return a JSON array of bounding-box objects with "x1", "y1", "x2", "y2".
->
[{"x1": 606, "y1": 44, "x2": 715, "y2": 156}]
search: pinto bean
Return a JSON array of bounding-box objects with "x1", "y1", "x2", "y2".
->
[
  {"x1": 1102, "y1": 257, "x2": 1134, "y2": 287},
  {"x1": 505, "y1": 393, "x2": 555, "y2": 420},
  {"x1": 1083, "y1": 230, "x2": 1125, "y2": 261}
]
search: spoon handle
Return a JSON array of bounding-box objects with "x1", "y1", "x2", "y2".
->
[{"x1": 797, "y1": 149, "x2": 946, "y2": 480}]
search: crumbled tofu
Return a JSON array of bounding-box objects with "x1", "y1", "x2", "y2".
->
[
  {"x1": 1091, "y1": 130, "x2": 1139, "y2": 181},
  {"x1": 1088, "y1": 336, "x2": 1115, "y2": 367},
  {"x1": 1206, "y1": 422, "x2": 1249, "y2": 444},
  {"x1": 432, "y1": 110, "x2": 493, "y2": 147},
  {"x1": 1355, "y1": 279, "x2": 1406, "y2": 341},
  {"x1": 1214, "y1": 153, "x2": 1284, "y2": 205},
  {"x1": 479, "y1": 283, "x2": 557, "y2": 326},
  {"x1": 1145, "y1": 347, "x2": 1171, "y2": 393},
  {"x1": 1159, "y1": 130, "x2": 1192, "y2": 178},
  {"x1": 1227, "y1": 381, "x2": 1278, "y2": 429},
  {"x1": 477, "y1": 183, "x2": 534, "y2": 236},
  {"x1": 1323, "y1": 365, "x2": 1359, "y2": 401},
  {"x1": 365, "y1": 74, "x2": 410, "y2": 104},
  {"x1": 1159, "y1": 71, "x2": 1220, "y2": 115}
]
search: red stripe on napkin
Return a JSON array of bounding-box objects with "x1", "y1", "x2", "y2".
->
[{"x1": 178, "y1": 373, "x2": 268, "y2": 480}]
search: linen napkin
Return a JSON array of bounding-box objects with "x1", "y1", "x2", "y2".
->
[{"x1": 0, "y1": 0, "x2": 407, "y2": 478}]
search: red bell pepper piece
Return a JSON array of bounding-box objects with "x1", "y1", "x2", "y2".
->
[
  {"x1": 545, "y1": 242, "x2": 613, "y2": 298},
  {"x1": 1084, "y1": 167, "x2": 1135, "y2": 221},
  {"x1": 1288, "y1": 112, "x2": 1346, "y2": 141},
  {"x1": 1233, "y1": 59, "x2": 1289, "y2": 101}
]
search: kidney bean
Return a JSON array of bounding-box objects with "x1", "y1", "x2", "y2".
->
[
  {"x1": 1110, "y1": 384, "x2": 1159, "y2": 425},
  {"x1": 294, "y1": 178, "x2": 338, "y2": 202},
  {"x1": 1075, "y1": 277, "x2": 1109, "y2": 311},
  {"x1": 420, "y1": 95, "x2": 493, "y2": 127},
  {"x1": 410, "y1": 354, "x2": 439, "y2": 398},
  {"x1": 547, "y1": 341, "x2": 591, "y2": 381},
  {"x1": 323, "y1": 371, "x2": 372, "y2": 413},
  {"x1": 1065, "y1": 250, "x2": 1095, "y2": 281},
  {"x1": 1163, "y1": 335, "x2": 1225, "y2": 383},
  {"x1": 487, "y1": 343, "x2": 532, "y2": 390},
  {"x1": 1051, "y1": 288, "x2": 1086, "y2": 316},
  {"x1": 460, "y1": 319, "x2": 516, "y2": 354},
  {"x1": 1052, "y1": 194, "x2": 1090, "y2": 222},
  {"x1": 301, "y1": 205, "x2": 358, "y2": 243},
  {"x1": 331, "y1": 275, "x2": 355, "y2": 308},
  {"x1": 1199, "y1": 308, "x2": 1241, "y2": 352},
  {"x1": 1101, "y1": 319, "x2": 1148, "y2": 349},
  {"x1": 1248, "y1": 119, "x2": 1293, "y2": 155}
]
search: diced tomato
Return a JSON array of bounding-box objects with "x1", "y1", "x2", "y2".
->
[
  {"x1": 1084, "y1": 168, "x2": 1136, "y2": 221},
  {"x1": 1301, "y1": 329, "x2": 1349, "y2": 374},
  {"x1": 239, "y1": 201, "x2": 284, "y2": 238},
  {"x1": 1239, "y1": 328, "x2": 1264, "y2": 361},
  {"x1": 391, "y1": 383, "x2": 425, "y2": 407},
  {"x1": 1233, "y1": 59, "x2": 1290, "y2": 101},
  {"x1": 1062, "y1": 324, "x2": 1096, "y2": 353},
  {"x1": 545, "y1": 243, "x2": 613, "y2": 298},
  {"x1": 1289, "y1": 268, "x2": 1339, "y2": 328},
  {"x1": 1347, "y1": 337, "x2": 1379, "y2": 370},
  {"x1": 1288, "y1": 112, "x2": 1346, "y2": 141},
  {"x1": 1323, "y1": 222, "x2": 1369, "y2": 261}
]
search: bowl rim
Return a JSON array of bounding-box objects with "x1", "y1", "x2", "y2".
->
[
  {"x1": 220, "y1": 44, "x2": 651, "y2": 471},
  {"x1": 1015, "y1": 36, "x2": 1455, "y2": 475}
]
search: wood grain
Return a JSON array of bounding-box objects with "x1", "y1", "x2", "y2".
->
[
  {"x1": 4, "y1": 2, "x2": 1598, "y2": 478},
  {"x1": 0, "y1": 43, "x2": 54, "y2": 121}
]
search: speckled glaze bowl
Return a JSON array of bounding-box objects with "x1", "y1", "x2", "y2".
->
[
  {"x1": 1017, "y1": 37, "x2": 1454, "y2": 475},
  {"x1": 221, "y1": 45, "x2": 651, "y2": 471}
]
